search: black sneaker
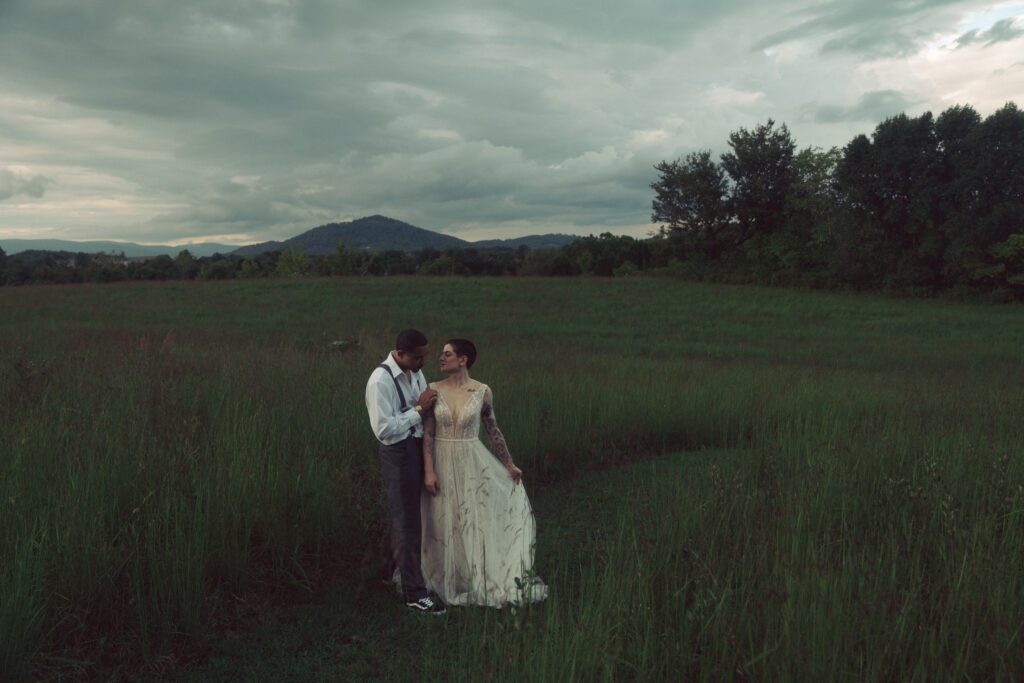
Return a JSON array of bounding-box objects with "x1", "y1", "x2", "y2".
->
[{"x1": 405, "y1": 596, "x2": 446, "y2": 615}]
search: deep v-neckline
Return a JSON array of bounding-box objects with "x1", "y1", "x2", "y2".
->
[{"x1": 437, "y1": 383, "x2": 482, "y2": 429}]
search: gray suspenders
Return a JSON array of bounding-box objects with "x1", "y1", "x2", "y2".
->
[{"x1": 379, "y1": 364, "x2": 416, "y2": 437}]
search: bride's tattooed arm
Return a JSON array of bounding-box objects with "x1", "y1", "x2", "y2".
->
[{"x1": 481, "y1": 387, "x2": 514, "y2": 468}]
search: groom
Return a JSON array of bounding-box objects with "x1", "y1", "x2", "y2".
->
[{"x1": 364, "y1": 329, "x2": 445, "y2": 614}]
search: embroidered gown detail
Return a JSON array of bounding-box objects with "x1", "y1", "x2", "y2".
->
[{"x1": 421, "y1": 383, "x2": 547, "y2": 606}]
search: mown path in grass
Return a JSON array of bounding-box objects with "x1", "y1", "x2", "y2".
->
[{"x1": 156, "y1": 448, "x2": 712, "y2": 682}]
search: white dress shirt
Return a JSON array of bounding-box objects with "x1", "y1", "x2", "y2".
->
[{"x1": 365, "y1": 352, "x2": 426, "y2": 445}]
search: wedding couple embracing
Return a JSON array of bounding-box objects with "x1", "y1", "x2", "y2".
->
[{"x1": 365, "y1": 329, "x2": 548, "y2": 615}]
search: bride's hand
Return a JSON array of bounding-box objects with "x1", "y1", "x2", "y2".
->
[
  {"x1": 424, "y1": 471, "x2": 440, "y2": 496},
  {"x1": 507, "y1": 465, "x2": 523, "y2": 486}
]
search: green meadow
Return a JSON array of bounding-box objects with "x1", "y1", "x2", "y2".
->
[{"x1": 1, "y1": 277, "x2": 1023, "y2": 680}]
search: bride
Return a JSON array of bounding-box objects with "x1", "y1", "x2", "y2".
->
[{"x1": 420, "y1": 339, "x2": 547, "y2": 607}]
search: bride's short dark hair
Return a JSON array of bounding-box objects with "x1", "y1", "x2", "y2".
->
[{"x1": 446, "y1": 338, "x2": 477, "y2": 369}]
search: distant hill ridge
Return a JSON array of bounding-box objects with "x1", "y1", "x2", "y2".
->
[
  {"x1": 0, "y1": 239, "x2": 235, "y2": 258},
  {"x1": 2, "y1": 216, "x2": 577, "y2": 258},
  {"x1": 232, "y1": 215, "x2": 577, "y2": 256}
]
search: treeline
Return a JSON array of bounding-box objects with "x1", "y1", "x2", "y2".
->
[
  {"x1": 1, "y1": 102, "x2": 1020, "y2": 299},
  {"x1": 0, "y1": 237, "x2": 657, "y2": 284},
  {"x1": 651, "y1": 102, "x2": 1024, "y2": 299}
]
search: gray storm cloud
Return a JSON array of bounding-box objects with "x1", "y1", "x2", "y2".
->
[
  {"x1": 811, "y1": 90, "x2": 921, "y2": 124},
  {"x1": 754, "y1": 0, "x2": 982, "y2": 56},
  {"x1": 0, "y1": 169, "x2": 53, "y2": 201},
  {"x1": 957, "y1": 17, "x2": 1024, "y2": 48}
]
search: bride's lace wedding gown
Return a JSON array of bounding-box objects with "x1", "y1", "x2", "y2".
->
[{"x1": 421, "y1": 383, "x2": 547, "y2": 607}]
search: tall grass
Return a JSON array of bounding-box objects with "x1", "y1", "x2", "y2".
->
[
  {"x1": 1, "y1": 277, "x2": 1022, "y2": 679},
  {"x1": 429, "y1": 434, "x2": 1023, "y2": 680}
]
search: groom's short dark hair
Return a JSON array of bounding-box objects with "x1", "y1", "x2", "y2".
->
[
  {"x1": 446, "y1": 338, "x2": 477, "y2": 369},
  {"x1": 396, "y1": 329, "x2": 428, "y2": 352}
]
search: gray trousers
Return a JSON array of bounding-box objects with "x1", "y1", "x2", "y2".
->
[{"x1": 379, "y1": 436, "x2": 428, "y2": 601}]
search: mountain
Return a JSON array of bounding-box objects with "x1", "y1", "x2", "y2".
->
[
  {"x1": 0, "y1": 239, "x2": 235, "y2": 258},
  {"x1": 231, "y1": 216, "x2": 579, "y2": 256},
  {"x1": 232, "y1": 215, "x2": 469, "y2": 257}
]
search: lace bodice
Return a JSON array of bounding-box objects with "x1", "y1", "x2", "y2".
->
[{"x1": 432, "y1": 382, "x2": 488, "y2": 440}]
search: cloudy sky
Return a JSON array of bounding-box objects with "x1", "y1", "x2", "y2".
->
[{"x1": 1, "y1": 0, "x2": 1022, "y2": 245}]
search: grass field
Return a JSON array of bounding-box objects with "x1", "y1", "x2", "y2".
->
[{"x1": 1, "y1": 277, "x2": 1023, "y2": 680}]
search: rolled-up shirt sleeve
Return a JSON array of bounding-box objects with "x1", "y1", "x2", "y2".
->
[{"x1": 365, "y1": 371, "x2": 422, "y2": 444}]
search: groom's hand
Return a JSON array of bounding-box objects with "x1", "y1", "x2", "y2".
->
[{"x1": 417, "y1": 388, "x2": 438, "y2": 413}]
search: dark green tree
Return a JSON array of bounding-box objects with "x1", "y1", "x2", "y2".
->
[
  {"x1": 742, "y1": 145, "x2": 841, "y2": 283},
  {"x1": 417, "y1": 254, "x2": 470, "y2": 276},
  {"x1": 830, "y1": 134, "x2": 880, "y2": 286},
  {"x1": 199, "y1": 258, "x2": 236, "y2": 280},
  {"x1": 415, "y1": 247, "x2": 441, "y2": 270},
  {"x1": 275, "y1": 248, "x2": 310, "y2": 277},
  {"x1": 380, "y1": 249, "x2": 416, "y2": 275},
  {"x1": 97, "y1": 263, "x2": 127, "y2": 283},
  {"x1": 332, "y1": 241, "x2": 358, "y2": 276},
  {"x1": 720, "y1": 119, "x2": 796, "y2": 251},
  {"x1": 933, "y1": 105, "x2": 982, "y2": 285},
  {"x1": 238, "y1": 258, "x2": 263, "y2": 278},
  {"x1": 651, "y1": 150, "x2": 729, "y2": 258},
  {"x1": 362, "y1": 252, "x2": 385, "y2": 276},
  {"x1": 519, "y1": 248, "x2": 578, "y2": 276},
  {"x1": 565, "y1": 233, "x2": 650, "y2": 276},
  {"x1": 955, "y1": 103, "x2": 1024, "y2": 288},
  {"x1": 174, "y1": 249, "x2": 199, "y2": 279},
  {"x1": 835, "y1": 112, "x2": 945, "y2": 289},
  {"x1": 129, "y1": 254, "x2": 176, "y2": 280}
]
